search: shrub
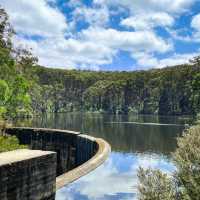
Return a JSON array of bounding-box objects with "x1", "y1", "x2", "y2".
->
[
  {"x1": 138, "y1": 168, "x2": 178, "y2": 200},
  {"x1": 138, "y1": 125, "x2": 200, "y2": 200},
  {"x1": 0, "y1": 119, "x2": 27, "y2": 153},
  {"x1": 0, "y1": 135, "x2": 27, "y2": 153}
]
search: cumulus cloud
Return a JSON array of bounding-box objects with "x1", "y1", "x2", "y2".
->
[
  {"x1": 191, "y1": 15, "x2": 200, "y2": 28},
  {"x1": 68, "y1": 0, "x2": 83, "y2": 8},
  {"x1": 0, "y1": 0, "x2": 114, "y2": 69},
  {"x1": 102, "y1": 0, "x2": 197, "y2": 14},
  {"x1": 0, "y1": 0, "x2": 67, "y2": 37},
  {"x1": 165, "y1": 12, "x2": 200, "y2": 43},
  {"x1": 132, "y1": 52, "x2": 200, "y2": 69},
  {"x1": 81, "y1": 27, "x2": 173, "y2": 53},
  {"x1": 71, "y1": 6, "x2": 110, "y2": 27},
  {"x1": 121, "y1": 12, "x2": 174, "y2": 30},
  {"x1": 191, "y1": 13, "x2": 200, "y2": 41},
  {"x1": 0, "y1": 0, "x2": 198, "y2": 70},
  {"x1": 14, "y1": 35, "x2": 115, "y2": 69}
]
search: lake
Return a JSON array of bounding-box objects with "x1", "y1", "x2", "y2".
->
[{"x1": 16, "y1": 113, "x2": 194, "y2": 200}]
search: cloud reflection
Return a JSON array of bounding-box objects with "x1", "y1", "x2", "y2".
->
[{"x1": 56, "y1": 152, "x2": 175, "y2": 200}]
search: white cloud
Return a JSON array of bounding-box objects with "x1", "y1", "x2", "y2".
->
[
  {"x1": 165, "y1": 13, "x2": 200, "y2": 43},
  {"x1": 132, "y1": 52, "x2": 200, "y2": 69},
  {"x1": 14, "y1": 35, "x2": 115, "y2": 69},
  {"x1": 132, "y1": 52, "x2": 159, "y2": 68},
  {"x1": 167, "y1": 28, "x2": 193, "y2": 42},
  {"x1": 0, "y1": 0, "x2": 67, "y2": 37},
  {"x1": 81, "y1": 27, "x2": 173, "y2": 53},
  {"x1": 191, "y1": 13, "x2": 200, "y2": 41},
  {"x1": 157, "y1": 53, "x2": 199, "y2": 67},
  {"x1": 0, "y1": 0, "x2": 198, "y2": 70},
  {"x1": 13, "y1": 26, "x2": 173, "y2": 69},
  {"x1": 191, "y1": 14, "x2": 200, "y2": 29},
  {"x1": 171, "y1": 13, "x2": 200, "y2": 43},
  {"x1": 68, "y1": 0, "x2": 83, "y2": 8},
  {"x1": 102, "y1": 0, "x2": 197, "y2": 15},
  {"x1": 72, "y1": 6, "x2": 110, "y2": 27},
  {"x1": 0, "y1": 0, "x2": 113, "y2": 69},
  {"x1": 121, "y1": 12, "x2": 174, "y2": 30}
]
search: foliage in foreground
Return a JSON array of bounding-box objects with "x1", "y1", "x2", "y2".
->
[
  {"x1": 0, "y1": 7, "x2": 33, "y2": 119},
  {"x1": 138, "y1": 168, "x2": 178, "y2": 200},
  {"x1": 0, "y1": 120, "x2": 27, "y2": 153},
  {"x1": 0, "y1": 135, "x2": 27, "y2": 153},
  {"x1": 138, "y1": 125, "x2": 200, "y2": 200}
]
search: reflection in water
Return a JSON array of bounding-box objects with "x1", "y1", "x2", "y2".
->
[
  {"x1": 15, "y1": 113, "x2": 194, "y2": 200},
  {"x1": 56, "y1": 153, "x2": 175, "y2": 200}
]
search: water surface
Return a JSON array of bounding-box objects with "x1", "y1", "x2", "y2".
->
[{"x1": 16, "y1": 113, "x2": 194, "y2": 200}]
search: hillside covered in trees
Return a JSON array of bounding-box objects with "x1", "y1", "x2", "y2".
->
[
  {"x1": 31, "y1": 62, "x2": 200, "y2": 115},
  {"x1": 1, "y1": 7, "x2": 200, "y2": 118}
]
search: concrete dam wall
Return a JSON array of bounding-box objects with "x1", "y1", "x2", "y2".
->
[{"x1": 0, "y1": 127, "x2": 111, "y2": 200}]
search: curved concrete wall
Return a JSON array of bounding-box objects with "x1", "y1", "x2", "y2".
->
[
  {"x1": 5, "y1": 127, "x2": 111, "y2": 190},
  {"x1": 56, "y1": 135, "x2": 111, "y2": 189}
]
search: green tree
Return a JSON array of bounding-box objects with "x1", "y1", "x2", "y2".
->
[
  {"x1": 6, "y1": 75, "x2": 32, "y2": 118},
  {"x1": 0, "y1": 7, "x2": 32, "y2": 119},
  {"x1": 0, "y1": 76, "x2": 32, "y2": 118},
  {"x1": 0, "y1": 80, "x2": 9, "y2": 115},
  {"x1": 0, "y1": 7, "x2": 13, "y2": 50},
  {"x1": 189, "y1": 56, "x2": 200, "y2": 66},
  {"x1": 191, "y1": 73, "x2": 200, "y2": 114}
]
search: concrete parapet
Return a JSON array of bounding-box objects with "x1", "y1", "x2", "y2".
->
[
  {"x1": 3, "y1": 127, "x2": 111, "y2": 199},
  {"x1": 0, "y1": 149, "x2": 56, "y2": 200}
]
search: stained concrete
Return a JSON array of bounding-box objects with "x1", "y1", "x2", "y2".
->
[
  {"x1": 2, "y1": 127, "x2": 111, "y2": 199},
  {"x1": 0, "y1": 149, "x2": 56, "y2": 200}
]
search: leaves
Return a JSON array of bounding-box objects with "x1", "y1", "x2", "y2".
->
[
  {"x1": 0, "y1": 79, "x2": 9, "y2": 104},
  {"x1": 138, "y1": 125, "x2": 200, "y2": 200},
  {"x1": 0, "y1": 135, "x2": 27, "y2": 153},
  {"x1": 138, "y1": 168, "x2": 177, "y2": 200}
]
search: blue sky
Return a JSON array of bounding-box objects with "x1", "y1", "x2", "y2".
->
[{"x1": 1, "y1": 0, "x2": 200, "y2": 71}]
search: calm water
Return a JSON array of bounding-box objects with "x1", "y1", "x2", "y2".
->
[{"x1": 16, "y1": 113, "x2": 193, "y2": 200}]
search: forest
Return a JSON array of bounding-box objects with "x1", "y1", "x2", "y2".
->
[{"x1": 1, "y1": 7, "x2": 200, "y2": 119}]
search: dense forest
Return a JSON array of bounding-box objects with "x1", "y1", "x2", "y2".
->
[
  {"x1": 1, "y1": 7, "x2": 200, "y2": 119},
  {"x1": 31, "y1": 62, "x2": 200, "y2": 116}
]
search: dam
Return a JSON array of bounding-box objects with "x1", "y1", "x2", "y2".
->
[{"x1": 0, "y1": 127, "x2": 111, "y2": 200}]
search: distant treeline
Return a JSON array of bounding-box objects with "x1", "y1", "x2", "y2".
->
[
  {"x1": 30, "y1": 63, "x2": 200, "y2": 115},
  {"x1": 0, "y1": 7, "x2": 200, "y2": 118}
]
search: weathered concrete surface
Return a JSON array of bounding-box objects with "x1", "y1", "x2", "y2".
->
[
  {"x1": 5, "y1": 127, "x2": 111, "y2": 195},
  {"x1": 56, "y1": 135, "x2": 111, "y2": 189},
  {"x1": 6, "y1": 128, "x2": 81, "y2": 175},
  {"x1": 0, "y1": 149, "x2": 56, "y2": 200}
]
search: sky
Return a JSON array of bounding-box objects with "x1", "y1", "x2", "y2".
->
[{"x1": 1, "y1": 0, "x2": 200, "y2": 71}]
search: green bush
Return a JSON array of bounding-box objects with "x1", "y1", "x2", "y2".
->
[
  {"x1": 0, "y1": 120, "x2": 27, "y2": 153},
  {"x1": 138, "y1": 125, "x2": 200, "y2": 200},
  {"x1": 0, "y1": 135, "x2": 27, "y2": 153},
  {"x1": 138, "y1": 168, "x2": 177, "y2": 200}
]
